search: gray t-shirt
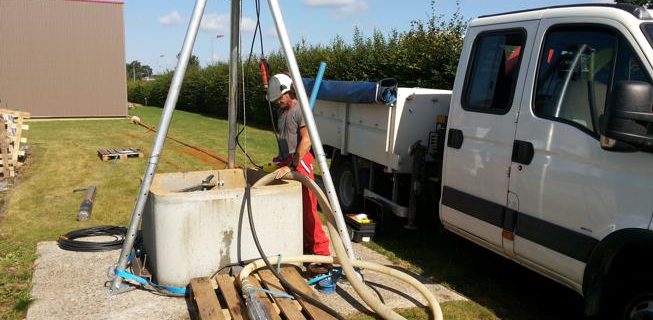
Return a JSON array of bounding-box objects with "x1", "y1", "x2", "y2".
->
[{"x1": 277, "y1": 104, "x2": 305, "y2": 159}]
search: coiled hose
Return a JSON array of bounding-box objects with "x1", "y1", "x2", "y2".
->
[
  {"x1": 239, "y1": 171, "x2": 443, "y2": 320},
  {"x1": 57, "y1": 225, "x2": 127, "y2": 252}
]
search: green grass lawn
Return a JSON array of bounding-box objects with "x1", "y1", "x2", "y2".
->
[{"x1": 0, "y1": 106, "x2": 503, "y2": 319}]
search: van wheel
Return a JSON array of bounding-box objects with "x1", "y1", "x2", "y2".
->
[
  {"x1": 333, "y1": 159, "x2": 360, "y2": 213},
  {"x1": 620, "y1": 287, "x2": 653, "y2": 320}
]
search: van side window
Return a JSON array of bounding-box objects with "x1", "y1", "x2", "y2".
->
[
  {"x1": 462, "y1": 30, "x2": 526, "y2": 114},
  {"x1": 534, "y1": 26, "x2": 652, "y2": 136}
]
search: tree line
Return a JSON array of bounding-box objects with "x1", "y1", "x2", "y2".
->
[{"x1": 127, "y1": 3, "x2": 467, "y2": 127}]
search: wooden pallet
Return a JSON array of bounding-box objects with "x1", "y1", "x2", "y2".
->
[
  {"x1": 0, "y1": 109, "x2": 30, "y2": 177},
  {"x1": 97, "y1": 148, "x2": 144, "y2": 161},
  {"x1": 188, "y1": 266, "x2": 337, "y2": 320}
]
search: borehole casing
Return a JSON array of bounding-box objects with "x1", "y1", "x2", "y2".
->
[{"x1": 142, "y1": 169, "x2": 303, "y2": 287}]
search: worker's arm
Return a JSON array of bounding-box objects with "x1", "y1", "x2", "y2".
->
[
  {"x1": 275, "y1": 126, "x2": 311, "y2": 179},
  {"x1": 294, "y1": 126, "x2": 311, "y2": 165}
]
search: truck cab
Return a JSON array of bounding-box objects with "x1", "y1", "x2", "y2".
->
[{"x1": 440, "y1": 4, "x2": 653, "y2": 318}]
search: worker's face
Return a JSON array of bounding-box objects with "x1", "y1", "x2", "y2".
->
[{"x1": 275, "y1": 93, "x2": 293, "y2": 109}]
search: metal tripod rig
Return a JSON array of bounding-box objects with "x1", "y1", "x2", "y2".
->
[{"x1": 110, "y1": 0, "x2": 356, "y2": 294}]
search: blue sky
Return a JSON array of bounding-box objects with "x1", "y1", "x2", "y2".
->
[{"x1": 124, "y1": 0, "x2": 614, "y2": 73}]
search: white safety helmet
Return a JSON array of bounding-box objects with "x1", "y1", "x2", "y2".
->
[{"x1": 266, "y1": 73, "x2": 293, "y2": 102}]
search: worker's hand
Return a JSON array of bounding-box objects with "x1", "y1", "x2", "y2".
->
[
  {"x1": 292, "y1": 154, "x2": 300, "y2": 168},
  {"x1": 274, "y1": 166, "x2": 292, "y2": 180}
]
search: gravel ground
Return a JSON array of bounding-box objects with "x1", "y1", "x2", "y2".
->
[{"x1": 27, "y1": 240, "x2": 465, "y2": 319}]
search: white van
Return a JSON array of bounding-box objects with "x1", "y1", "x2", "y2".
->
[
  {"x1": 439, "y1": 4, "x2": 653, "y2": 319},
  {"x1": 315, "y1": 3, "x2": 653, "y2": 318}
]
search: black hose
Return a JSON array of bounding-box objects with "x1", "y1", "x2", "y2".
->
[
  {"x1": 244, "y1": 186, "x2": 345, "y2": 320},
  {"x1": 57, "y1": 226, "x2": 127, "y2": 252}
]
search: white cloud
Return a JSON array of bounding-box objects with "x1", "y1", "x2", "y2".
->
[
  {"x1": 200, "y1": 13, "x2": 256, "y2": 33},
  {"x1": 159, "y1": 11, "x2": 182, "y2": 26},
  {"x1": 241, "y1": 17, "x2": 257, "y2": 33},
  {"x1": 304, "y1": 0, "x2": 368, "y2": 16},
  {"x1": 305, "y1": 0, "x2": 356, "y2": 7},
  {"x1": 200, "y1": 14, "x2": 229, "y2": 32},
  {"x1": 335, "y1": 1, "x2": 367, "y2": 16},
  {"x1": 264, "y1": 27, "x2": 278, "y2": 38}
]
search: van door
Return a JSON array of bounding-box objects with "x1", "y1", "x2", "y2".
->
[
  {"x1": 440, "y1": 21, "x2": 537, "y2": 249},
  {"x1": 509, "y1": 19, "x2": 653, "y2": 290}
]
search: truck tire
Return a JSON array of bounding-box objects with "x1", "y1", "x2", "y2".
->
[{"x1": 333, "y1": 159, "x2": 360, "y2": 213}]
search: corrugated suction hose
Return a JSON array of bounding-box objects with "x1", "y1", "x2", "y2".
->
[{"x1": 240, "y1": 171, "x2": 443, "y2": 320}]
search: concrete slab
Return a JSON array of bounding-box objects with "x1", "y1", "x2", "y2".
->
[
  {"x1": 27, "y1": 242, "x2": 188, "y2": 320},
  {"x1": 28, "y1": 241, "x2": 465, "y2": 319}
]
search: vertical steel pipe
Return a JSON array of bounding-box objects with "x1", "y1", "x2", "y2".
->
[
  {"x1": 109, "y1": 0, "x2": 208, "y2": 294},
  {"x1": 267, "y1": 0, "x2": 356, "y2": 259},
  {"x1": 227, "y1": 0, "x2": 241, "y2": 168}
]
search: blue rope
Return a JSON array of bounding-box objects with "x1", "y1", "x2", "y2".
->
[
  {"x1": 306, "y1": 268, "x2": 343, "y2": 286},
  {"x1": 242, "y1": 283, "x2": 294, "y2": 300},
  {"x1": 114, "y1": 268, "x2": 187, "y2": 295}
]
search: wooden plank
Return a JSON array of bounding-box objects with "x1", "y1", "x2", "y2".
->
[
  {"x1": 0, "y1": 109, "x2": 30, "y2": 118},
  {"x1": 97, "y1": 148, "x2": 142, "y2": 161},
  {"x1": 0, "y1": 150, "x2": 25, "y2": 158},
  {"x1": 0, "y1": 120, "x2": 10, "y2": 177},
  {"x1": 11, "y1": 116, "x2": 23, "y2": 164},
  {"x1": 5, "y1": 123, "x2": 28, "y2": 131},
  {"x1": 280, "y1": 267, "x2": 337, "y2": 320},
  {"x1": 190, "y1": 277, "x2": 225, "y2": 320},
  {"x1": 245, "y1": 276, "x2": 282, "y2": 320},
  {"x1": 258, "y1": 269, "x2": 307, "y2": 320},
  {"x1": 214, "y1": 274, "x2": 245, "y2": 320}
]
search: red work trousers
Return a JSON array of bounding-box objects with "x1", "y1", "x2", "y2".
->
[{"x1": 295, "y1": 152, "x2": 331, "y2": 256}]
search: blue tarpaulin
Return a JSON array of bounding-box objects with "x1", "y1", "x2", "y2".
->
[{"x1": 302, "y1": 78, "x2": 397, "y2": 105}]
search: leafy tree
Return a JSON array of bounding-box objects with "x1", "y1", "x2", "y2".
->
[
  {"x1": 616, "y1": 0, "x2": 653, "y2": 8},
  {"x1": 127, "y1": 1, "x2": 468, "y2": 126},
  {"x1": 126, "y1": 60, "x2": 153, "y2": 80},
  {"x1": 189, "y1": 55, "x2": 201, "y2": 70}
]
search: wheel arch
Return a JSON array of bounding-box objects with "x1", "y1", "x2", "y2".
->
[{"x1": 583, "y1": 228, "x2": 653, "y2": 316}]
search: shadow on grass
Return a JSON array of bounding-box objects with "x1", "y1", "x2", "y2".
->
[{"x1": 369, "y1": 215, "x2": 584, "y2": 320}]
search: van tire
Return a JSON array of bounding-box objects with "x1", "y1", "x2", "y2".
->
[
  {"x1": 333, "y1": 159, "x2": 360, "y2": 213},
  {"x1": 604, "y1": 252, "x2": 653, "y2": 320},
  {"x1": 611, "y1": 284, "x2": 653, "y2": 320}
]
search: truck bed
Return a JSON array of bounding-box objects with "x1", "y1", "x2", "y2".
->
[{"x1": 313, "y1": 87, "x2": 451, "y2": 173}]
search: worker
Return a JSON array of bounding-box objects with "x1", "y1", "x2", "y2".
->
[{"x1": 267, "y1": 73, "x2": 331, "y2": 272}]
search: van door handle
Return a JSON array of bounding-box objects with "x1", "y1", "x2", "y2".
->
[
  {"x1": 512, "y1": 140, "x2": 534, "y2": 165},
  {"x1": 447, "y1": 129, "x2": 464, "y2": 149}
]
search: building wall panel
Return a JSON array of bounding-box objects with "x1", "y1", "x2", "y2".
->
[{"x1": 0, "y1": 0, "x2": 127, "y2": 117}]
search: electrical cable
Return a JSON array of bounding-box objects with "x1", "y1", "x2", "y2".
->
[
  {"x1": 243, "y1": 186, "x2": 345, "y2": 320},
  {"x1": 234, "y1": 0, "x2": 280, "y2": 169},
  {"x1": 57, "y1": 225, "x2": 127, "y2": 252},
  {"x1": 209, "y1": 257, "x2": 262, "y2": 279}
]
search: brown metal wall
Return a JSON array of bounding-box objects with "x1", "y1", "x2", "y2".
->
[{"x1": 0, "y1": 0, "x2": 127, "y2": 118}]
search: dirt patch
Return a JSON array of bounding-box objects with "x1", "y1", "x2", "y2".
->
[{"x1": 124, "y1": 131, "x2": 225, "y2": 170}]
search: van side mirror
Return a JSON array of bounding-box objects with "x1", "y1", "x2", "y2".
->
[{"x1": 600, "y1": 81, "x2": 653, "y2": 152}]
